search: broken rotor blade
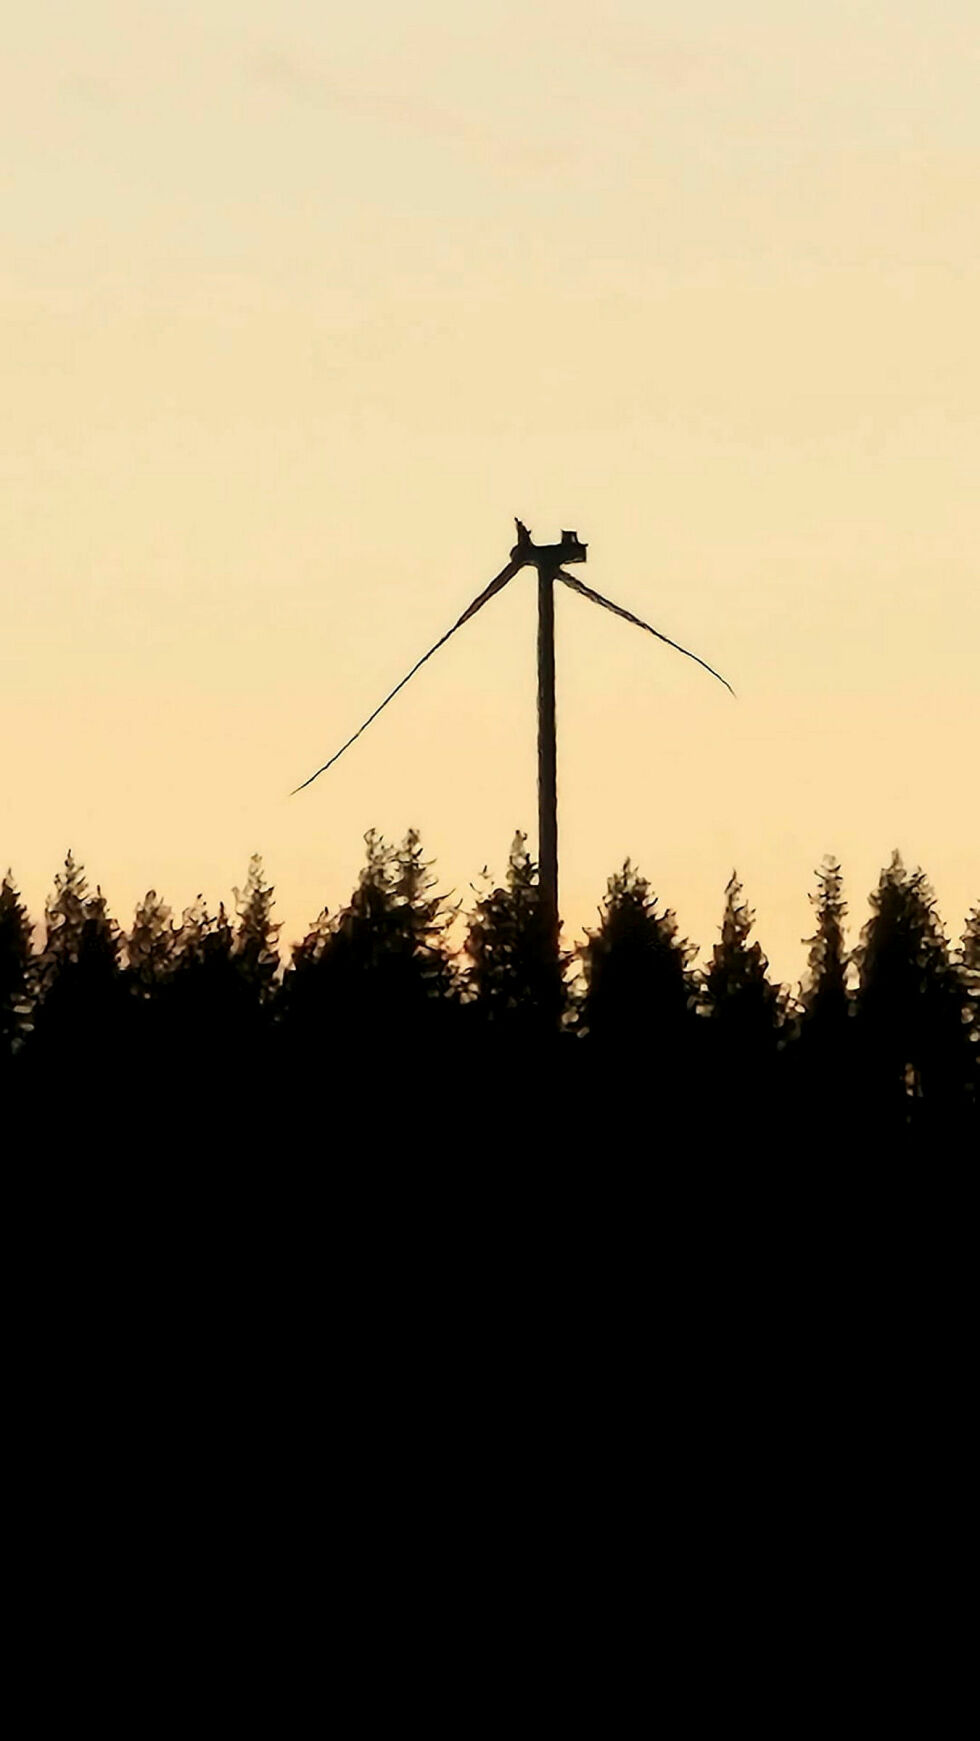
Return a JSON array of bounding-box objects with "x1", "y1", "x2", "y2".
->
[
  {"x1": 555, "y1": 570, "x2": 735, "y2": 696},
  {"x1": 292, "y1": 559, "x2": 521, "y2": 793}
]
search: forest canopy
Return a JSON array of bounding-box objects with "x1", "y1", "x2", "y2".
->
[{"x1": 1, "y1": 837, "x2": 976, "y2": 1154}]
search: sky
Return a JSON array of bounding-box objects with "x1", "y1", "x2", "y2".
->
[{"x1": 3, "y1": 0, "x2": 978, "y2": 985}]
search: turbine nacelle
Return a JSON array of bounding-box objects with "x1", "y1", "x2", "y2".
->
[{"x1": 511, "y1": 520, "x2": 588, "y2": 569}]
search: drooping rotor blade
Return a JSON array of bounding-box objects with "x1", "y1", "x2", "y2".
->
[
  {"x1": 293, "y1": 559, "x2": 521, "y2": 793},
  {"x1": 555, "y1": 570, "x2": 735, "y2": 696}
]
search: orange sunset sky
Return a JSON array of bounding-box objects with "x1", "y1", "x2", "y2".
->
[{"x1": 3, "y1": 0, "x2": 977, "y2": 985}]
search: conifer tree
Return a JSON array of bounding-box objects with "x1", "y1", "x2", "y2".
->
[
  {"x1": 164, "y1": 895, "x2": 249, "y2": 1081},
  {"x1": 960, "y1": 906, "x2": 980, "y2": 1111},
  {"x1": 960, "y1": 906, "x2": 980, "y2": 1041},
  {"x1": 464, "y1": 832, "x2": 566, "y2": 1038},
  {"x1": 391, "y1": 828, "x2": 457, "y2": 1006},
  {"x1": 281, "y1": 830, "x2": 455, "y2": 1063},
  {"x1": 791, "y1": 858, "x2": 857, "y2": 1139},
  {"x1": 702, "y1": 873, "x2": 782, "y2": 1039},
  {"x1": 278, "y1": 904, "x2": 332, "y2": 1053},
  {"x1": 127, "y1": 890, "x2": 175, "y2": 996},
  {"x1": 171, "y1": 897, "x2": 236, "y2": 994},
  {"x1": 801, "y1": 858, "x2": 849, "y2": 1025},
  {"x1": 33, "y1": 852, "x2": 122, "y2": 1064},
  {"x1": 75, "y1": 887, "x2": 121, "y2": 988},
  {"x1": 41, "y1": 850, "x2": 90, "y2": 971},
  {"x1": 118, "y1": 888, "x2": 176, "y2": 1080},
  {"x1": 0, "y1": 870, "x2": 33, "y2": 1058},
  {"x1": 329, "y1": 831, "x2": 452, "y2": 1006},
  {"x1": 700, "y1": 874, "x2": 783, "y2": 1127},
  {"x1": 286, "y1": 906, "x2": 332, "y2": 982},
  {"x1": 580, "y1": 860, "x2": 695, "y2": 1051},
  {"x1": 42, "y1": 855, "x2": 120, "y2": 987},
  {"x1": 233, "y1": 855, "x2": 281, "y2": 1007},
  {"x1": 855, "y1": 853, "x2": 969, "y2": 1124}
]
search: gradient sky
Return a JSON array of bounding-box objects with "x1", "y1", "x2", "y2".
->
[{"x1": 3, "y1": 0, "x2": 978, "y2": 984}]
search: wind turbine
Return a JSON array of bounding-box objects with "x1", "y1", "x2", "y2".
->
[{"x1": 294, "y1": 520, "x2": 733, "y2": 938}]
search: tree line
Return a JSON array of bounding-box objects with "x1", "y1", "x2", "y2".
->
[{"x1": 1, "y1": 832, "x2": 976, "y2": 1154}]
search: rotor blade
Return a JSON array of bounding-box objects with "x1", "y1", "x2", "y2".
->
[
  {"x1": 292, "y1": 560, "x2": 521, "y2": 793},
  {"x1": 555, "y1": 570, "x2": 735, "y2": 696}
]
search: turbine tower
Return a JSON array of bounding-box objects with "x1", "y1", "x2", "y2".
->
[{"x1": 294, "y1": 520, "x2": 733, "y2": 940}]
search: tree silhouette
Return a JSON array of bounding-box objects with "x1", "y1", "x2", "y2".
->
[
  {"x1": 0, "y1": 871, "x2": 33, "y2": 1061},
  {"x1": 576, "y1": 860, "x2": 699, "y2": 1149},
  {"x1": 281, "y1": 829, "x2": 456, "y2": 1080},
  {"x1": 281, "y1": 903, "x2": 332, "y2": 1035},
  {"x1": 960, "y1": 906, "x2": 980, "y2": 1037},
  {"x1": 125, "y1": 873, "x2": 278, "y2": 1135},
  {"x1": 0, "y1": 831, "x2": 972, "y2": 1154},
  {"x1": 960, "y1": 906, "x2": 980, "y2": 1116},
  {"x1": 163, "y1": 895, "x2": 250, "y2": 1083},
  {"x1": 120, "y1": 888, "x2": 177, "y2": 1079},
  {"x1": 792, "y1": 859, "x2": 857, "y2": 1143},
  {"x1": 391, "y1": 829, "x2": 457, "y2": 1001},
  {"x1": 855, "y1": 853, "x2": 971, "y2": 1136},
  {"x1": 41, "y1": 850, "x2": 90, "y2": 969},
  {"x1": 801, "y1": 858, "x2": 849, "y2": 1026},
  {"x1": 172, "y1": 897, "x2": 234, "y2": 979},
  {"x1": 41, "y1": 852, "x2": 120, "y2": 987},
  {"x1": 31, "y1": 852, "x2": 122, "y2": 1075},
  {"x1": 127, "y1": 890, "x2": 175, "y2": 997},
  {"x1": 233, "y1": 854, "x2": 281, "y2": 1007},
  {"x1": 700, "y1": 873, "x2": 783, "y2": 1132},
  {"x1": 702, "y1": 873, "x2": 782, "y2": 1037},
  {"x1": 464, "y1": 832, "x2": 566, "y2": 1041},
  {"x1": 580, "y1": 860, "x2": 695, "y2": 1050}
]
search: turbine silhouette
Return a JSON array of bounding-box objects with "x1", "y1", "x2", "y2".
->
[{"x1": 294, "y1": 520, "x2": 733, "y2": 935}]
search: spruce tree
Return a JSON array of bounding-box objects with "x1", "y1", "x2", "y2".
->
[
  {"x1": 855, "y1": 853, "x2": 970, "y2": 1130},
  {"x1": 0, "y1": 871, "x2": 34, "y2": 1059},
  {"x1": 576, "y1": 860, "x2": 698, "y2": 1151},
  {"x1": 120, "y1": 889, "x2": 176, "y2": 1081},
  {"x1": 165, "y1": 895, "x2": 263, "y2": 1114},
  {"x1": 391, "y1": 828, "x2": 457, "y2": 1007},
  {"x1": 41, "y1": 850, "x2": 90, "y2": 971},
  {"x1": 702, "y1": 873, "x2": 782, "y2": 1039},
  {"x1": 283, "y1": 906, "x2": 332, "y2": 1002},
  {"x1": 801, "y1": 858, "x2": 849, "y2": 1025},
  {"x1": 960, "y1": 906, "x2": 980, "y2": 1113},
  {"x1": 580, "y1": 860, "x2": 695, "y2": 1052},
  {"x1": 793, "y1": 858, "x2": 856, "y2": 1139},
  {"x1": 33, "y1": 852, "x2": 122, "y2": 1069},
  {"x1": 700, "y1": 873, "x2": 783, "y2": 1129},
  {"x1": 464, "y1": 832, "x2": 566, "y2": 1040},
  {"x1": 41, "y1": 854, "x2": 121, "y2": 992},
  {"x1": 960, "y1": 906, "x2": 980, "y2": 1042},
  {"x1": 329, "y1": 830, "x2": 453, "y2": 1017},
  {"x1": 281, "y1": 830, "x2": 456, "y2": 1070},
  {"x1": 171, "y1": 896, "x2": 237, "y2": 1009},
  {"x1": 233, "y1": 855, "x2": 281, "y2": 1008},
  {"x1": 127, "y1": 890, "x2": 175, "y2": 997}
]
